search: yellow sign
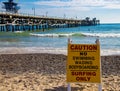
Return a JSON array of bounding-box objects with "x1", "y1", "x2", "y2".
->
[{"x1": 67, "y1": 44, "x2": 101, "y2": 83}]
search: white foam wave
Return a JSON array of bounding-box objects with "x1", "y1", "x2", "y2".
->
[
  {"x1": 30, "y1": 32, "x2": 120, "y2": 38},
  {"x1": 101, "y1": 49, "x2": 120, "y2": 56},
  {"x1": 82, "y1": 33, "x2": 120, "y2": 38},
  {"x1": 0, "y1": 47, "x2": 120, "y2": 56},
  {"x1": 30, "y1": 33, "x2": 73, "y2": 37},
  {"x1": 0, "y1": 47, "x2": 67, "y2": 55}
]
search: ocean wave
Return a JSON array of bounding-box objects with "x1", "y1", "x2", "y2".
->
[
  {"x1": 30, "y1": 32, "x2": 120, "y2": 38},
  {"x1": 82, "y1": 33, "x2": 120, "y2": 38},
  {"x1": 30, "y1": 33, "x2": 84, "y2": 37}
]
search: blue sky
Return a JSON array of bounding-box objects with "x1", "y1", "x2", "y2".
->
[{"x1": 1, "y1": 0, "x2": 120, "y2": 23}]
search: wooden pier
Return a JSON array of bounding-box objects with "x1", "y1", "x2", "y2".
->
[{"x1": 0, "y1": 12, "x2": 99, "y2": 32}]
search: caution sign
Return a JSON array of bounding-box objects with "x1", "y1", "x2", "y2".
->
[{"x1": 67, "y1": 44, "x2": 101, "y2": 83}]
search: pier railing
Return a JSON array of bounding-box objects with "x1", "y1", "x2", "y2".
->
[{"x1": 0, "y1": 10, "x2": 79, "y2": 21}]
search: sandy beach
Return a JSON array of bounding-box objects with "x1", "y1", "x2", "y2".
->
[
  {"x1": 1, "y1": 0, "x2": 120, "y2": 90},
  {"x1": 0, "y1": 49, "x2": 119, "y2": 91}
]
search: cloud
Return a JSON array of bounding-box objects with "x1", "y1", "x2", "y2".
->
[
  {"x1": 34, "y1": 0, "x2": 71, "y2": 7},
  {"x1": 34, "y1": 0, "x2": 120, "y2": 9},
  {"x1": 103, "y1": 0, "x2": 120, "y2": 9}
]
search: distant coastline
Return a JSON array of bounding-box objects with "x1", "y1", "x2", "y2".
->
[{"x1": 100, "y1": 23, "x2": 120, "y2": 24}]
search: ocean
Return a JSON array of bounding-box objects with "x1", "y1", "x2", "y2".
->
[{"x1": 0, "y1": 23, "x2": 120, "y2": 55}]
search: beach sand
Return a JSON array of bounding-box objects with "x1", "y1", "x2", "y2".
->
[{"x1": 0, "y1": 52, "x2": 119, "y2": 91}]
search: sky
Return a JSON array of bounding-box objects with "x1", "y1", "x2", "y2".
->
[{"x1": 1, "y1": 0, "x2": 120, "y2": 23}]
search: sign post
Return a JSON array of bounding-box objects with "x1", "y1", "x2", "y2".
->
[
  {"x1": 96, "y1": 39, "x2": 102, "y2": 91},
  {"x1": 67, "y1": 83, "x2": 71, "y2": 91},
  {"x1": 67, "y1": 38, "x2": 72, "y2": 91},
  {"x1": 67, "y1": 38, "x2": 102, "y2": 91}
]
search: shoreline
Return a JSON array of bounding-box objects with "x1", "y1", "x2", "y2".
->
[
  {"x1": 0, "y1": 47, "x2": 120, "y2": 56},
  {"x1": 0, "y1": 52, "x2": 119, "y2": 90}
]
